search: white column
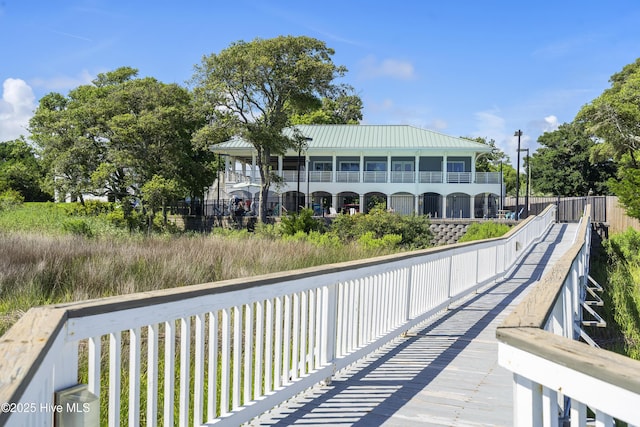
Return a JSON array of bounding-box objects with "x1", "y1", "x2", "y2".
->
[
  {"x1": 442, "y1": 194, "x2": 448, "y2": 219},
  {"x1": 332, "y1": 153, "x2": 337, "y2": 183},
  {"x1": 332, "y1": 194, "x2": 338, "y2": 212},
  {"x1": 359, "y1": 153, "x2": 364, "y2": 183},
  {"x1": 359, "y1": 194, "x2": 365, "y2": 213},
  {"x1": 470, "y1": 196, "x2": 474, "y2": 219},
  {"x1": 251, "y1": 154, "x2": 257, "y2": 182},
  {"x1": 387, "y1": 153, "x2": 392, "y2": 183}
]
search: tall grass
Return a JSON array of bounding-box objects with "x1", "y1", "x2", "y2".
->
[
  {"x1": 590, "y1": 227, "x2": 640, "y2": 359},
  {"x1": 0, "y1": 229, "x2": 393, "y2": 336}
]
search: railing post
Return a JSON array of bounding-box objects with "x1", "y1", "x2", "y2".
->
[
  {"x1": 405, "y1": 266, "x2": 413, "y2": 322},
  {"x1": 513, "y1": 373, "x2": 542, "y2": 427}
]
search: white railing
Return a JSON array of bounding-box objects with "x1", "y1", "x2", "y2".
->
[
  {"x1": 447, "y1": 171, "x2": 472, "y2": 183},
  {"x1": 419, "y1": 171, "x2": 443, "y2": 183},
  {"x1": 475, "y1": 171, "x2": 502, "y2": 184},
  {"x1": 497, "y1": 205, "x2": 640, "y2": 426},
  {"x1": 363, "y1": 171, "x2": 387, "y2": 183},
  {"x1": 390, "y1": 171, "x2": 415, "y2": 183},
  {"x1": 0, "y1": 206, "x2": 556, "y2": 427}
]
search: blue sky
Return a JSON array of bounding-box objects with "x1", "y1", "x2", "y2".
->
[{"x1": 2, "y1": 1, "x2": 640, "y2": 167}]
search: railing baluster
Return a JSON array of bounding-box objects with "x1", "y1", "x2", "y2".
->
[
  {"x1": 264, "y1": 299, "x2": 273, "y2": 392},
  {"x1": 194, "y1": 313, "x2": 205, "y2": 424},
  {"x1": 128, "y1": 327, "x2": 141, "y2": 426},
  {"x1": 243, "y1": 303, "x2": 253, "y2": 405},
  {"x1": 147, "y1": 324, "x2": 158, "y2": 427},
  {"x1": 232, "y1": 306, "x2": 241, "y2": 410},
  {"x1": 220, "y1": 308, "x2": 230, "y2": 415},
  {"x1": 299, "y1": 290, "x2": 307, "y2": 377},
  {"x1": 254, "y1": 300, "x2": 264, "y2": 400},
  {"x1": 108, "y1": 331, "x2": 121, "y2": 427},
  {"x1": 283, "y1": 295, "x2": 291, "y2": 385},
  {"x1": 163, "y1": 321, "x2": 175, "y2": 426},
  {"x1": 207, "y1": 311, "x2": 218, "y2": 420},
  {"x1": 88, "y1": 335, "x2": 101, "y2": 399},
  {"x1": 274, "y1": 297, "x2": 282, "y2": 388},
  {"x1": 179, "y1": 317, "x2": 190, "y2": 426},
  {"x1": 292, "y1": 293, "x2": 300, "y2": 380}
]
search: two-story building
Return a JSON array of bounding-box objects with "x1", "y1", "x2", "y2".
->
[{"x1": 210, "y1": 124, "x2": 503, "y2": 218}]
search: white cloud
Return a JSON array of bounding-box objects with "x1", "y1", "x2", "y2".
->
[
  {"x1": 359, "y1": 55, "x2": 416, "y2": 80},
  {"x1": 0, "y1": 78, "x2": 36, "y2": 141}
]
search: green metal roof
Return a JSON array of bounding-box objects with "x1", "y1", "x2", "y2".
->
[{"x1": 213, "y1": 125, "x2": 492, "y2": 152}]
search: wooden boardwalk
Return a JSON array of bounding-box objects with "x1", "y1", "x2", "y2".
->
[{"x1": 253, "y1": 223, "x2": 578, "y2": 426}]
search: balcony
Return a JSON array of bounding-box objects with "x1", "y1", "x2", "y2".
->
[{"x1": 228, "y1": 171, "x2": 502, "y2": 186}]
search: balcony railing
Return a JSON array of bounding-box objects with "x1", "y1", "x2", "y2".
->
[
  {"x1": 419, "y1": 171, "x2": 443, "y2": 183},
  {"x1": 447, "y1": 172, "x2": 472, "y2": 183},
  {"x1": 336, "y1": 171, "x2": 360, "y2": 183},
  {"x1": 390, "y1": 171, "x2": 416, "y2": 183},
  {"x1": 363, "y1": 171, "x2": 387, "y2": 183},
  {"x1": 227, "y1": 170, "x2": 502, "y2": 186}
]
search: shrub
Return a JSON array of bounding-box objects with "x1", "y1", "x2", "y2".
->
[
  {"x1": 458, "y1": 221, "x2": 511, "y2": 243},
  {"x1": 62, "y1": 218, "x2": 94, "y2": 237},
  {"x1": 280, "y1": 208, "x2": 325, "y2": 235},
  {"x1": 0, "y1": 189, "x2": 24, "y2": 211},
  {"x1": 329, "y1": 204, "x2": 432, "y2": 249}
]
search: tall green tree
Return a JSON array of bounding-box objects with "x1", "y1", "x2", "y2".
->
[
  {"x1": 530, "y1": 122, "x2": 616, "y2": 196},
  {"x1": 289, "y1": 93, "x2": 363, "y2": 124},
  {"x1": 0, "y1": 137, "x2": 50, "y2": 201},
  {"x1": 191, "y1": 35, "x2": 352, "y2": 223},
  {"x1": 30, "y1": 67, "x2": 215, "y2": 220},
  {"x1": 462, "y1": 136, "x2": 517, "y2": 195},
  {"x1": 578, "y1": 58, "x2": 640, "y2": 217}
]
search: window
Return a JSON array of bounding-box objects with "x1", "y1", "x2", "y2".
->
[
  {"x1": 366, "y1": 161, "x2": 386, "y2": 171},
  {"x1": 313, "y1": 161, "x2": 332, "y2": 171},
  {"x1": 447, "y1": 161, "x2": 465, "y2": 172},
  {"x1": 392, "y1": 160, "x2": 414, "y2": 172},
  {"x1": 339, "y1": 161, "x2": 360, "y2": 172}
]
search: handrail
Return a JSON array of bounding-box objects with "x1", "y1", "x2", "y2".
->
[
  {"x1": 496, "y1": 205, "x2": 640, "y2": 426},
  {"x1": 0, "y1": 205, "x2": 556, "y2": 426}
]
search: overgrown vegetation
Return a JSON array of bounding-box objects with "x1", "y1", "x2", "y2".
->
[
  {"x1": 591, "y1": 228, "x2": 640, "y2": 359},
  {"x1": 0, "y1": 202, "x2": 426, "y2": 336},
  {"x1": 457, "y1": 221, "x2": 511, "y2": 243}
]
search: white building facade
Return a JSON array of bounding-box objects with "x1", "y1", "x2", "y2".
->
[{"x1": 211, "y1": 125, "x2": 503, "y2": 219}]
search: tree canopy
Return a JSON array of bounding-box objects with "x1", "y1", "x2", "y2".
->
[
  {"x1": 530, "y1": 122, "x2": 616, "y2": 196},
  {"x1": 190, "y1": 35, "x2": 356, "y2": 222},
  {"x1": 578, "y1": 58, "x2": 640, "y2": 217},
  {"x1": 29, "y1": 67, "x2": 215, "y2": 221},
  {"x1": 0, "y1": 137, "x2": 50, "y2": 201}
]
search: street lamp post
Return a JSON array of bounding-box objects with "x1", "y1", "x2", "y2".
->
[
  {"x1": 518, "y1": 148, "x2": 530, "y2": 218},
  {"x1": 514, "y1": 130, "x2": 522, "y2": 219},
  {"x1": 296, "y1": 136, "x2": 312, "y2": 213}
]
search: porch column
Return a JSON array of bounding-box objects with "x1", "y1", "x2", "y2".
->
[
  {"x1": 443, "y1": 154, "x2": 448, "y2": 183},
  {"x1": 332, "y1": 153, "x2": 337, "y2": 183},
  {"x1": 359, "y1": 194, "x2": 365, "y2": 213},
  {"x1": 359, "y1": 153, "x2": 364, "y2": 183},
  {"x1": 225, "y1": 156, "x2": 231, "y2": 181},
  {"x1": 471, "y1": 154, "x2": 476, "y2": 183},
  {"x1": 332, "y1": 194, "x2": 338, "y2": 212},
  {"x1": 470, "y1": 196, "x2": 474, "y2": 219},
  {"x1": 251, "y1": 154, "x2": 257, "y2": 182},
  {"x1": 278, "y1": 193, "x2": 283, "y2": 216},
  {"x1": 414, "y1": 194, "x2": 419, "y2": 215},
  {"x1": 387, "y1": 153, "x2": 392, "y2": 183},
  {"x1": 442, "y1": 194, "x2": 448, "y2": 219},
  {"x1": 387, "y1": 194, "x2": 392, "y2": 211}
]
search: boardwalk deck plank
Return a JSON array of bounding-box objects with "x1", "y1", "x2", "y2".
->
[{"x1": 253, "y1": 223, "x2": 578, "y2": 426}]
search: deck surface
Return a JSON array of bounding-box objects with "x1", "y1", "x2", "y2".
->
[{"x1": 253, "y1": 223, "x2": 578, "y2": 427}]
